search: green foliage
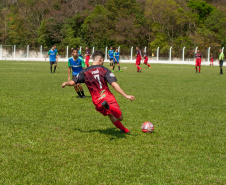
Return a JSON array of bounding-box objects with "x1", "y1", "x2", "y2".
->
[
  {"x1": 187, "y1": 0, "x2": 215, "y2": 21},
  {"x1": 204, "y1": 9, "x2": 226, "y2": 46},
  {"x1": 37, "y1": 20, "x2": 51, "y2": 46},
  {"x1": 0, "y1": 0, "x2": 224, "y2": 51},
  {"x1": 81, "y1": 5, "x2": 114, "y2": 48}
]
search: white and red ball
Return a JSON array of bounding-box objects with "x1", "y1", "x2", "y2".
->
[{"x1": 141, "y1": 122, "x2": 154, "y2": 133}]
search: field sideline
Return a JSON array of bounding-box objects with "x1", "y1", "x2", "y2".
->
[{"x1": 0, "y1": 60, "x2": 225, "y2": 184}]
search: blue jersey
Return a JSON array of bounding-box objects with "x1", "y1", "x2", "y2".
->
[
  {"x1": 114, "y1": 52, "x2": 120, "y2": 62},
  {"x1": 108, "y1": 50, "x2": 114, "y2": 59},
  {"x1": 68, "y1": 57, "x2": 85, "y2": 76},
  {"x1": 78, "y1": 50, "x2": 83, "y2": 57},
  {"x1": 48, "y1": 50, "x2": 57, "y2": 62}
]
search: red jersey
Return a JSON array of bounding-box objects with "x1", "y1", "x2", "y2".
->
[
  {"x1": 74, "y1": 65, "x2": 117, "y2": 106},
  {"x1": 137, "y1": 50, "x2": 142, "y2": 59},
  {"x1": 143, "y1": 52, "x2": 148, "y2": 59},
  {"x1": 195, "y1": 53, "x2": 202, "y2": 60}
]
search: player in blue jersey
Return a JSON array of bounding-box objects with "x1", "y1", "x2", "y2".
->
[
  {"x1": 45, "y1": 46, "x2": 58, "y2": 73},
  {"x1": 108, "y1": 47, "x2": 114, "y2": 68},
  {"x1": 68, "y1": 48, "x2": 86, "y2": 98},
  {"x1": 53, "y1": 45, "x2": 60, "y2": 63},
  {"x1": 77, "y1": 47, "x2": 83, "y2": 58},
  {"x1": 112, "y1": 48, "x2": 122, "y2": 72}
]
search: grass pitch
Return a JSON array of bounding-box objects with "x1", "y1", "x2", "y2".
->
[{"x1": 0, "y1": 60, "x2": 225, "y2": 184}]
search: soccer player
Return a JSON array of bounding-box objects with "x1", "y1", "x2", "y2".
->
[
  {"x1": 53, "y1": 45, "x2": 59, "y2": 63},
  {"x1": 219, "y1": 49, "x2": 224, "y2": 75},
  {"x1": 112, "y1": 48, "x2": 122, "y2": 72},
  {"x1": 108, "y1": 47, "x2": 114, "y2": 68},
  {"x1": 45, "y1": 46, "x2": 58, "y2": 73},
  {"x1": 195, "y1": 49, "x2": 202, "y2": 73},
  {"x1": 210, "y1": 53, "x2": 214, "y2": 66},
  {"x1": 62, "y1": 51, "x2": 135, "y2": 133},
  {"x1": 143, "y1": 50, "x2": 151, "y2": 68},
  {"x1": 84, "y1": 46, "x2": 90, "y2": 67},
  {"x1": 133, "y1": 47, "x2": 142, "y2": 72},
  {"x1": 68, "y1": 48, "x2": 86, "y2": 98},
  {"x1": 77, "y1": 48, "x2": 83, "y2": 58}
]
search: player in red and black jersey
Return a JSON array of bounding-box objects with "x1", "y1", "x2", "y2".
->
[
  {"x1": 84, "y1": 46, "x2": 90, "y2": 67},
  {"x1": 133, "y1": 47, "x2": 142, "y2": 72},
  {"x1": 143, "y1": 50, "x2": 151, "y2": 68},
  {"x1": 195, "y1": 50, "x2": 202, "y2": 73},
  {"x1": 210, "y1": 53, "x2": 214, "y2": 66},
  {"x1": 62, "y1": 51, "x2": 135, "y2": 133}
]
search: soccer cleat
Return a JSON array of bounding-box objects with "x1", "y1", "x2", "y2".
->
[
  {"x1": 120, "y1": 128, "x2": 130, "y2": 134},
  {"x1": 139, "y1": 69, "x2": 142, "y2": 72},
  {"x1": 119, "y1": 70, "x2": 122, "y2": 72},
  {"x1": 101, "y1": 100, "x2": 110, "y2": 110},
  {"x1": 81, "y1": 96, "x2": 86, "y2": 98},
  {"x1": 112, "y1": 70, "x2": 114, "y2": 72}
]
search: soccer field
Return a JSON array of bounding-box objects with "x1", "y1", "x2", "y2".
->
[{"x1": 0, "y1": 60, "x2": 225, "y2": 184}]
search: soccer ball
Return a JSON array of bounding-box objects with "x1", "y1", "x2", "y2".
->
[{"x1": 141, "y1": 122, "x2": 154, "y2": 133}]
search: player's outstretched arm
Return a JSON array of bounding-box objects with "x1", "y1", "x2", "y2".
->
[
  {"x1": 62, "y1": 80, "x2": 76, "y2": 88},
  {"x1": 111, "y1": 82, "x2": 135, "y2": 101}
]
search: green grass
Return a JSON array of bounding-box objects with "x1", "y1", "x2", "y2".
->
[{"x1": 0, "y1": 60, "x2": 225, "y2": 184}]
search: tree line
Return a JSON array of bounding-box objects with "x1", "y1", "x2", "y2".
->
[{"x1": 0, "y1": 0, "x2": 225, "y2": 56}]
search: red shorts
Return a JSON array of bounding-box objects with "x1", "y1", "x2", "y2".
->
[
  {"x1": 85, "y1": 56, "x2": 90, "y2": 64},
  {"x1": 144, "y1": 58, "x2": 148, "y2": 64},
  {"x1": 136, "y1": 57, "x2": 141, "y2": 65},
  {"x1": 196, "y1": 59, "x2": 201, "y2": 66},
  {"x1": 95, "y1": 98, "x2": 121, "y2": 117}
]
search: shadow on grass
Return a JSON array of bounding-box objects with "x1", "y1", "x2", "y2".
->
[
  {"x1": 71, "y1": 95, "x2": 92, "y2": 99},
  {"x1": 74, "y1": 128, "x2": 136, "y2": 140}
]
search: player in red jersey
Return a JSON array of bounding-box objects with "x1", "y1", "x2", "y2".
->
[
  {"x1": 84, "y1": 46, "x2": 90, "y2": 67},
  {"x1": 133, "y1": 47, "x2": 142, "y2": 72},
  {"x1": 62, "y1": 51, "x2": 135, "y2": 133},
  {"x1": 210, "y1": 53, "x2": 214, "y2": 66},
  {"x1": 142, "y1": 50, "x2": 151, "y2": 68},
  {"x1": 195, "y1": 49, "x2": 202, "y2": 73}
]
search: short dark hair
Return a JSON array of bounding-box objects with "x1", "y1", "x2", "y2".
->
[
  {"x1": 92, "y1": 50, "x2": 105, "y2": 60},
  {"x1": 71, "y1": 48, "x2": 78, "y2": 52}
]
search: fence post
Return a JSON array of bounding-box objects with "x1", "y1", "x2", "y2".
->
[
  {"x1": 157, "y1": 47, "x2": 159, "y2": 61},
  {"x1": 105, "y1": 46, "x2": 108, "y2": 61},
  {"x1": 40, "y1": 45, "x2": 42, "y2": 58},
  {"x1": 195, "y1": 47, "x2": 198, "y2": 54},
  {"x1": 131, "y1": 46, "x2": 133, "y2": 61},
  {"x1": 183, "y1": 47, "x2": 186, "y2": 61},
  {"x1": 118, "y1": 46, "x2": 120, "y2": 52},
  {"x1": 27, "y1": 45, "x2": 29, "y2": 59},
  {"x1": 169, "y1": 46, "x2": 172, "y2": 61},
  {"x1": 144, "y1": 47, "x2": 147, "y2": 53},
  {"x1": 14, "y1": 45, "x2": 16, "y2": 59},
  {"x1": 92, "y1": 47, "x2": 95, "y2": 54},
  {"x1": 207, "y1": 47, "x2": 211, "y2": 63},
  {"x1": 222, "y1": 47, "x2": 224, "y2": 53},
  {"x1": 80, "y1": 46, "x2": 82, "y2": 54}
]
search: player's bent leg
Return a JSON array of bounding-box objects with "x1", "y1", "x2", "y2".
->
[
  {"x1": 101, "y1": 100, "x2": 122, "y2": 118},
  {"x1": 108, "y1": 114, "x2": 129, "y2": 133},
  {"x1": 78, "y1": 83, "x2": 85, "y2": 98},
  {"x1": 74, "y1": 84, "x2": 82, "y2": 97},
  {"x1": 117, "y1": 114, "x2": 123, "y2": 121}
]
